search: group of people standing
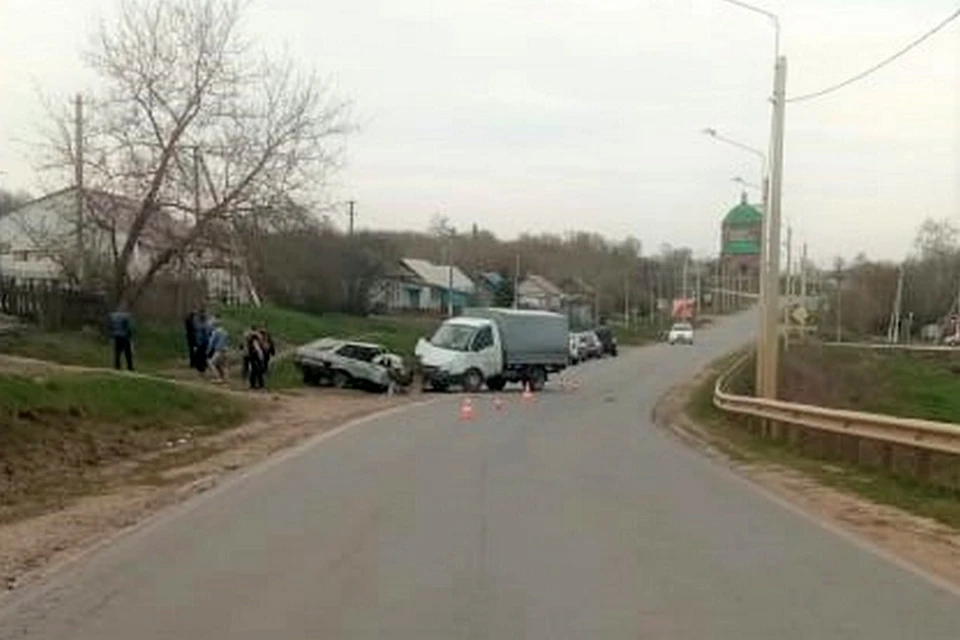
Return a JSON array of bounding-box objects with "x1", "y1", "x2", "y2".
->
[{"x1": 183, "y1": 309, "x2": 274, "y2": 389}]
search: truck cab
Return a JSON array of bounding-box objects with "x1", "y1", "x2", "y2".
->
[{"x1": 416, "y1": 318, "x2": 503, "y2": 392}]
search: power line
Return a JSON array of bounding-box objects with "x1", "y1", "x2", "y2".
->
[{"x1": 787, "y1": 5, "x2": 960, "y2": 104}]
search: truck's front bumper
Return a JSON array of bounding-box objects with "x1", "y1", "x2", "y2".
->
[{"x1": 420, "y1": 366, "x2": 462, "y2": 388}]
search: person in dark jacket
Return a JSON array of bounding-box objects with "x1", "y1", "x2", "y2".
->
[
  {"x1": 184, "y1": 309, "x2": 198, "y2": 367},
  {"x1": 108, "y1": 309, "x2": 134, "y2": 371},
  {"x1": 244, "y1": 326, "x2": 266, "y2": 389},
  {"x1": 193, "y1": 310, "x2": 210, "y2": 374},
  {"x1": 260, "y1": 327, "x2": 276, "y2": 374}
]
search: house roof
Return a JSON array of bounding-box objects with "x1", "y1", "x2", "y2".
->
[
  {"x1": 401, "y1": 258, "x2": 475, "y2": 293},
  {"x1": 9, "y1": 186, "x2": 190, "y2": 249},
  {"x1": 478, "y1": 271, "x2": 504, "y2": 288},
  {"x1": 519, "y1": 273, "x2": 563, "y2": 297},
  {"x1": 723, "y1": 192, "x2": 763, "y2": 226},
  {"x1": 560, "y1": 276, "x2": 595, "y2": 296}
]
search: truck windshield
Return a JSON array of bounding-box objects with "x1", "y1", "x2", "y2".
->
[{"x1": 429, "y1": 323, "x2": 477, "y2": 351}]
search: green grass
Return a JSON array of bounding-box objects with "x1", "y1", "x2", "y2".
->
[
  {"x1": 783, "y1": 345, "x2": 960, "y2": 423},
  {"x1": 0, "y1": 372, "x2": 246, "y2": 430},
  {"x1": 688, "y1": 354, "x2": 960, "y2": 530},
  {"x1": 0, "y1": 371, "x2": 249, "y2": 523},
  {"x1": 0, "y1": 322, "x2": 187, "y2": 370},
  {"x1": 0, "y1": 305, "x2": 438, "y2": 374},
  {"x1": 217, "y1": 306, "x2": 437, "y2": 357}
]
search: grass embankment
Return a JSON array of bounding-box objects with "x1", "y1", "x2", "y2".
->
[
  {"x1": 0, "y1": 372, "x2": 248, "y2": 523},
  {"x1": 686, "y1": 351, "x2": 960, "y2": 529},
  {"x1": 781, "y1": 344, "x2": 960, "y2": 423},
  {"x1": 0, "y1": 305, "x2": 437, "y2": 388}
]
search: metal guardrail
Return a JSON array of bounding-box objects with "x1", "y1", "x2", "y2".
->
[
  {"x1": 712, "y1": 354, "x2": 960, "y2": 456},
  {"x1": 822, "y1": 341, "x2": 959, "y2": 352}
]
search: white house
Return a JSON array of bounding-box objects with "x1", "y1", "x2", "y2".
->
[
  {"x1": 0, "y1": 186, "x2": 252, "y2": 303},
  {"x1": 370, "y1": 258, "x2": 474, "y2": 313},
  {"x1": 517, "y1": 273, "x2": 565, "y2": 311}
]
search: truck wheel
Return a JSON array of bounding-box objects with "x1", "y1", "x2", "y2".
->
[
  {"x1": 528, "y1": 367, "x2": 547, "y2": 392},
  {"x1": 463, "y1": 369, "x2": 484, "y2": 393},
  {"x1": 486, "y1": 376, "x2": 506, "y2": 392},
  {"x1": 302, "y1": 369, "x2": 317, "y2": 386},
  {"x1": 331, "y1": 370, "x2": 352, "y2": 389}
]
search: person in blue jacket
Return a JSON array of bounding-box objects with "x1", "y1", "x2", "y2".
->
[
  {"x1": 206, "y1": 318, "x2": 229, "y2": 383},
  {"x1": 108, "y1": 309, "x2": 134, "y2": 371}
]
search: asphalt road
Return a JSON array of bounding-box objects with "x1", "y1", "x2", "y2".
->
[{"x1": 2, "y1": 312, "x2": 960, "y2": 639}]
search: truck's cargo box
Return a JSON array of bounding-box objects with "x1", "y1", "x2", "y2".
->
[{"x1": 462, "y1": 307, "x2": 569, "y2": 367}]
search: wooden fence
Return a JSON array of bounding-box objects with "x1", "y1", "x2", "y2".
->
[{"x1": 0, "y1": 277, "x2": 208, "y2": 331}]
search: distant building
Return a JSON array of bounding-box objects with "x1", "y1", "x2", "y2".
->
[
  {"x1": 559, "y1": 276, "x2": 596, "y2": 328},
  {"x1": 719, "y1": 192, "x2": 763, "y2": 294},
  {"x1": 474, "y1": 271, "x2": 505, "y2": 307},
  {"x1": 517, "y1": 273, "x2": 564, "y2": 311},
  {"x1": 0, "y1": 186, "x2": 252, "y2": 304},
  {"x1": 370, "y1": 258, "x2": 475, "y2": 314}
]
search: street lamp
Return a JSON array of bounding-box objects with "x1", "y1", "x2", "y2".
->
[
  {"x1": 732, "y1": 176, "x2": 762, "y2": 192},
  {"x1": 714, "y1": 0, "x2": 785, "y2": 401},
  {"x1": 703, "y1": 128, "x2": 767, "y2": 204},
  {"x1": 718, "y1": 0, "x2": 780, "y2": 59}
]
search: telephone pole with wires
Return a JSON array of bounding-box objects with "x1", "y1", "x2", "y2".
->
[{"x1": 346, "y1": 200, "x2": 356, "y2": 236}]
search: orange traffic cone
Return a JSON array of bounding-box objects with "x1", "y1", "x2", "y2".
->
[
  {"x1": 522, "y1": 382, "x2": 534, "y2": 401},
  {"x1": 459, "y1": 397, "x2": 475, "y2": 421}
]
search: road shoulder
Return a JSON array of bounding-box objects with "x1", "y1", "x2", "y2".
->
[
  {"x1": 652, "y1": 358, "x2": 960, "y2": 591},
  {"x1": 0, "y1": 383, "x2": 420, "y2": 595}
]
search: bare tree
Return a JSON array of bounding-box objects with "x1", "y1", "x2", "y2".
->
[
  {"x1": 37, "y1": 0, "x2": 351, "y2": 307},
  {"x1": 0, "y1": 189, "x2": 31, "y2": 218}
]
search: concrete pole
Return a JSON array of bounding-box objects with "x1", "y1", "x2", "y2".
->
[
  {"x1": 783, "y1": 225, "x2": 792, "y2": 351},
  {"x1": 800, "y1": 243, "x2": 808, "y2": 299},
  {"x1": 74, "y1": 94, "x2": 85, "y2": 285},
  {"x1": 513, "y1": 253, "x2": 520, "y2": 309},
  {"x1": 624, "y1": 274, "x2": 630, "y2": 327},
  {"x1": 760, "y1": 56, "x2": 787, "y2": 399},
  {"x1": 695, "y1": 264, "x2": 702, "y2": 317},
  {"x1": 755, "y1": 175, "x2": 770, "y2": 396}
]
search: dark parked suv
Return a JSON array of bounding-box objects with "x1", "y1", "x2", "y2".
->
[{"x1": 593, "y1": 326, "x2": 618, "y2": 356}]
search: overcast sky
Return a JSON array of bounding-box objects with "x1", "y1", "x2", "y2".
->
[{"x1": 1, "y1": 0, "x2": 958, "y2": 266}]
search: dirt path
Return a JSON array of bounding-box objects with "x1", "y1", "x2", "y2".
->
[
  {"x1": 652, "y1": 364, "x2": 960, "y2": 590},
  {"x1": 0, "y1": 355, "x2": 424, "y2": 592}
]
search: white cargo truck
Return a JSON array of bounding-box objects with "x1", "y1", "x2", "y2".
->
[{"x1": 415, "y1": 308, "x2": 569, "y2": 393}]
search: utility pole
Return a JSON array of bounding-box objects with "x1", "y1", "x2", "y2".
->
[
  {"x1": 783, "y1": 225, "x2": 792, "y2": 351},
  {"x1": 888, "y1": 264, "x2": 904, "y2": 343},
  {"x1": 759, "y1": 55, "x2": 787, "y2": 400},
  {"x1": 623, "y1": 274, "x2": 630, "y2": 327},
  {"x1": 74, "y1": 93, "x2": 85, "y2": 285},
  {"x1": 800, "y1": 243, "x2": 808, "y2": 300},
  {"x1": 513, "y1": 253, "x2": 520, "y2": 309},
  {"x1": 755, "y1": 174, "x2": 771, "y2": 396},
  {"x1": 681, "y1": 258, "x2": 689, "y2": 299},
  {"x1": 695, "y1": 263, "x2": 702, "y2": 316},
  {"x1": 446, "y1": 230, "x2": 455, "y2": 317},
  {"x1": 192, "y1": 146, "x2": 202, "y2": 219},
  {"x1": 346, "y1": 200, "x2": 356, "y2": 236},
  {"x1": 836, "y1": 284, "x2": 843, "y2": 343}
]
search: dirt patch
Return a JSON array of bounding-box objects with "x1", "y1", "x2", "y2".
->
[
  {"x1": 0, "y1": 387, "x2": 421, "y2": 592},
  {"x1": 652, "y1": 364, "x2": 960, "y2": 589}
]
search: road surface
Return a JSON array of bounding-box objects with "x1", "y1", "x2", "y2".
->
[{"x1": 2, "y1": 312, "x2": 959, "y2": 639}]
